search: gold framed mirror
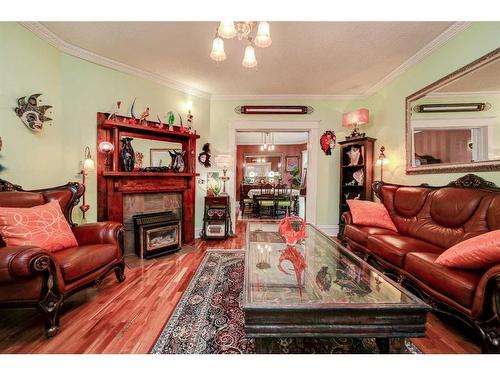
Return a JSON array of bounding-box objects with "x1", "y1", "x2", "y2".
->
[{"x1": 406, "y1": 48, "x2": 500, "y2": 174}]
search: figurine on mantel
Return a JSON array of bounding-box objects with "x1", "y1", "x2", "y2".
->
[
  {"x1": 129, "y1": 98, "x2": 138, "y2": 125},
  {"x1": 169, "y1": 149, "x2": 186, "y2": 172},
  {"x1": 167, "y1": 111, "x2": 175, "y2": 129},
  {"x1": 187, "y1": 109, "x2": 194, "y2": 133},
  {"x1": 138, "y1": 107, "x2": 150, "y2": 126},
  {"x1": 107, "y1": 101, "x2": 121, "y2": 121},
  {"x1": 156, "y1": 115, "x2": 165, "y2": 129}
]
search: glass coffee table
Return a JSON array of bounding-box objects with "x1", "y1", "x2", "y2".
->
[{"x1": 243, "y1": 222, "x2": 429, "y2": 353}]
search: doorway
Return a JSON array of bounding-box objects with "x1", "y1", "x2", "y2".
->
[{"x1": 228, "y1": 120, "x2": 319, "y2": 229}]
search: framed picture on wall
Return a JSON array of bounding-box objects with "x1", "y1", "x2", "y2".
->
[{"x1": 285, "y1": 156, "x2": 299, "y2": 172}]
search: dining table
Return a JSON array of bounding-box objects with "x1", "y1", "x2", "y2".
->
[{"x1": 246, "y1": 188, "x2": 301, "y2": 199}]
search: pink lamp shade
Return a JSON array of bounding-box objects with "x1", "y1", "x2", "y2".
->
[{"x1": 342, "y1": 108, "x2": 369, "y2": 128}]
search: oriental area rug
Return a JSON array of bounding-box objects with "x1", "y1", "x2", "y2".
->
[{"x1": 150, "y1": 250, "x2": 420, "y2": 354}]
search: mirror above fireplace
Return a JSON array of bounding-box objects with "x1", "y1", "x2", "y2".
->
[
  {"x1": 129, "y1": 136, "x2": 182, "y2": 169},
  {"x1": 406, "y1": 48, "x2": 500, "y2": 174}
]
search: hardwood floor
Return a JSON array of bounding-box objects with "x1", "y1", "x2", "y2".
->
[{"x1": 0, "y1": 220, "x2": 480, "y2": 354}]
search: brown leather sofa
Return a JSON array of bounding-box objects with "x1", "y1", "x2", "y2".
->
[
  {"x1": 0, "y1": 179, "x2": 125, "y2": 337},
  {"x1": 340, "y1": 174, "x2": 500, "y2": 353}
]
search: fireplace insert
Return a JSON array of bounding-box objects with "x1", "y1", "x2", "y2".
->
[{"x1": 133, "y1": 210, "x2": 182, "y2": 259}]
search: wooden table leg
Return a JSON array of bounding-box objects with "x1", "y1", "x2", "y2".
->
[
  {"x1": 375, "y1": 338, "x2": 390, "y2": 353},
  {"x1": 391, "y1": 338, "x2": 406, "y2": 353}
]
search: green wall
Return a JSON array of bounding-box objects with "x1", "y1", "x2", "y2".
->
[
  {"x1": 209, "y1": 98, "x2": 366, "y2": 226},
  {"x1": 0, "y1": 23, "x2": 62, "y2": 187},
  {"x1": 0, "y1": 23, "x2": 211, "y2": 228},
  {"x1": 1, "y1": 21, "x2": 499, "y2": 231},
  {"x1": 366, "y1": 22, "x2": 500, "y2": 186}
]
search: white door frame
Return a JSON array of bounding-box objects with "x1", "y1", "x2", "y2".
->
[{"x1": 228, "y1": 120, "x2": 320, "y2": 230}]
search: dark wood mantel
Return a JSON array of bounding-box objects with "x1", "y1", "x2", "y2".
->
[{"x1": 96, "y1": 112, "x2": 200, "y2": 244}]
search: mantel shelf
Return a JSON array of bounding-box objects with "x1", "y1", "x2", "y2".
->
[
  {"x1": 103, "y1": 171, "x2": 199, "y2": 178},
  {"x1": 102, "y1": 119, "x2": 200, "y2": 140}
]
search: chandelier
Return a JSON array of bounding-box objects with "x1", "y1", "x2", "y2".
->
[
  {"x1": 210, "y1": 21, "x2": 272, "y2": 68},
  {"x1": 260, "y1": 132, "x2": 275, "y2": 151}
]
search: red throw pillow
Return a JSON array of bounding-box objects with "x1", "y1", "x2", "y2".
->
[
  {"x1": 347, "y1": 199, "x2": 397, "y2": 232},
  {"x1": 435, "y1": 230, "x2": 500, "y2": 269},
  {"x1": 0, "y1": 200, "x2": 78, "y2": 252}
]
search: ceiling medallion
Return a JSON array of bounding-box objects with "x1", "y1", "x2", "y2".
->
[{"x1": 210, "y1": 22, "x2": 272, "y2": 69}]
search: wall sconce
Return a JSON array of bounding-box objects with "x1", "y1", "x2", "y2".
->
[
  {"x1": 376, "y1": 146, "x2": 389, "y2": 181},
  {"x1": 98, "y1": 141, "x2": 114, "y2": 171},
  {"x1": 80, "y1": 146, "x2": 95, "y2": 223}
]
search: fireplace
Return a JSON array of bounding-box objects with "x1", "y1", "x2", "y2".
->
[
  {"x1": 123, "y1": 192, "x2": 182, "y2": 256},
  {"x1": 133, "y1": 210, "x2": 181, "y2": 259}
]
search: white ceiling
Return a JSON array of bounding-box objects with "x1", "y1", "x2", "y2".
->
[
  {"x1": 37, "y1": 21, "x2": 456, "y2": 97},
  {"x1": 237, "y1": 131, "x2": 308, "y2": 145}
]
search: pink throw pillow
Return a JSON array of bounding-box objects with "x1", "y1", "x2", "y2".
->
[
  {"x1": 347, "y1": 199, "x2": 397, "y2": 232},
  {"x1": 435, "y1": 230, "x2": 500, "y2": 269},
  {"x1": 0, "y1": 200, "x2": 78, "y2": 252}
]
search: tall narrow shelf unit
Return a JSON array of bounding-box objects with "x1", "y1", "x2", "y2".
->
[{"x1": 338, "y1": 137, "x2": 376, "y2": 230}]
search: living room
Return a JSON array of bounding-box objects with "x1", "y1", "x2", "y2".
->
[{"x1": 1, "y1": 0, "x2": 499, "y2": 373}]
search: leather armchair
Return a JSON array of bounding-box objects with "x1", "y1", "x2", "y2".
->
[{"x1": 0, "y1": 179, "x2": 125, "y2": 337}]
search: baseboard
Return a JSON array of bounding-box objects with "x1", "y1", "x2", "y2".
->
[
  {"x1": 316, "y1": 225, "x2": 339, "y2": 237},
  {"x1": 195, "y1": 227, "x2": 202, "y2": 239}
]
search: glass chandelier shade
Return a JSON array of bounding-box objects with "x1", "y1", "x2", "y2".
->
[
  {"x1": 98, "y1": 141, "x2": 114, "y2": 153},
  {"x1": 210, "y1": 37, "x2": 227, "y2": 62},
  {"x1": 82, "y1": 146, "x2": 95, "y2": 171},
  {"x1": 242, "y1": 45, "x2": 258, "y2": 68},
  {"x1": 254, "y1": 22, "x2": 272, "y2": 48},
  {"x1": 218, "y1": 22, "x2": 237, "y2": 39}
]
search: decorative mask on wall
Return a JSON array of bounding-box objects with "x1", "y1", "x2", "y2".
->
[
  {"x1": 14, "y1": 94, "x2": 52, "y2": 132},
  {"x1": 320, "y1": 130, "x2": 336, "y2": 155},
  {"x1": 198, "y1": 143, "x2": 211, "y2": 167}
]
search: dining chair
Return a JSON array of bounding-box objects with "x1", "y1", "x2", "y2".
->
[
  {"x1": 239, "y1": 183, "x2": 254, "y2": 217},
  {"x1": 275, "y1": 183, "x2": 292, "y2": 217},
  {"x1": 258, "y1": 183, "x2": 276, "y2": 218}
]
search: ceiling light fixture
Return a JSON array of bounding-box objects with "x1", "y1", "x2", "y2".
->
[
  {"x1": 210, "y1": 37, "x2": 226, "y2": 62},
  {"x1": 210, "y1": 21, "x2": 272, "y2": 68},
  {"x1": 259, "y1": 132, "x2": 276, "y2": 151}
]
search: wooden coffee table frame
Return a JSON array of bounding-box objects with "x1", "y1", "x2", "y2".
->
[{"x1": 242, "y1": 223, "x2": 430, "y2": 353}]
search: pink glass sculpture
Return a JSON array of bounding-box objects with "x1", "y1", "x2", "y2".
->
[{"x1": 278, "y1": 210, "x2": 306, "y2": 246}]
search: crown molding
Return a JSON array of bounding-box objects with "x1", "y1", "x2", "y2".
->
[
  {"x1": 20, "y1": 21, "x2": 473, "y2": 102},
  {"x1": 210, "y1": 94, "x2": 366, "y2": 101},
  {"x1": 364, "y1": 22, "x2": 473, "y2": 97},
  {"x1": 20, "y1": 22, "x2": 211, "y2": 99}
]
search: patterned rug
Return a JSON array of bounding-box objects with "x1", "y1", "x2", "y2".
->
[{"x1": 151, "y1": 250, "x2": 420, "y2": 354}]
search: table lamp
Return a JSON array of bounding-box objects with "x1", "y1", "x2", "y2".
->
[
  {"x1": 342, "y1": 108, "x2": 369, "y2": 139},
  {"x1": 80, "y1": 146, "x2": 95, "y2": 223},
  {"x1": 215, "y1": 154, "x2": 233, "y2": 195}
]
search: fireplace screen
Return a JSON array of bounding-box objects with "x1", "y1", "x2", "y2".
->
[{"x1": 133, "y1": 210, "x2": 182, "y2": 259}]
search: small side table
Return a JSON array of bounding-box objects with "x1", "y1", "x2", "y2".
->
[{"x1": 201, "y1": 195, "x2": 234, "y2": 240}]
